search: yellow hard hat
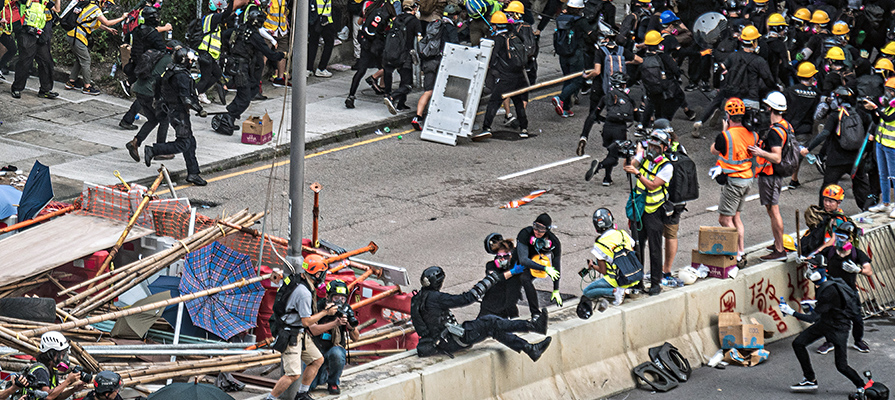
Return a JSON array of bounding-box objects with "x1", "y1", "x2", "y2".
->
[
  {"x1": 826, "y1": 46, "x2": 845, "y2": 61},
  {"x1": 754, "y1": 0, "x2": 769, "y2": 3},
  {"x1": 504, "y1": 1, "x2": 524, "y2": 14},
  {"x1": 875, "y1": 58, "x2": 895, "y2": 73},
  {"x1": 796, "y1": 61, "x2": 817, "y2": 78},
  {"x1": 783, "y1": 234, "x2": 797, "y2": 252},
  {"x1": 886, "y1": 77, "x2": 895, "y2": 90},
  {"x1": 767, "y1": 13, "x2": 787, "y2": 26},
  {"x1": 530, "y1": 254, "x2": 551, "y2": 278},
  {"x1": 741, "y1": 25, "x2": 761, "y2": 41},
  {"x1": 644, "y1": 30, "x2": 663, "y2": 46},
  {"x1": 832, "y1": 21, "x2": 849, "y2": 35},
  {"x1": 490, "y1": 10, "x2": 508, "y2": 24},
  {"x1": 810, "y1": 9, "x2": 829, "y2": 24},
  {"x1": 883, "y1": 41, "x2": 895, "y2": 56},
  {"x1": 793, "y1": 8, "x2": 811, "y2": 21}
]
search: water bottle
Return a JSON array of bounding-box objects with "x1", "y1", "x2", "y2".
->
[
  {"x1": 806, "y1": 153, "x2": 817, "y2": 164},
  {"x1": 166, "y1": 30, "x2": 172, "y2": 41},
  {"x1": 110, "y1": 63, "x2": 117, "y2": 77},
  {"x1": 856, "y1": 217, "x2": 874, "y2": 224}
]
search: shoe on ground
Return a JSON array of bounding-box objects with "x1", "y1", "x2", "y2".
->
[
  {"x1": 560, "y1": 109, "x2": 574, "y2": 118},
  {"x1": 889, "y1": 207, "x2": 895, "y2": 219},
  {"x1": 602, "y1": 176, "x2": 612, "y2": 186},
  {"x1": 869, "y1": 203, "x2": 891, "y2": 213},
  {"x1": 684, "y1": 82, "x2": 698, "y2": 91},
  {"x1": 816, "y1": 342, "x2": 834, "y2": 354},
  {"x1": 396, "y1": 103, "x2": 411, "y2": 111},
  {"x1": 38, "y1": 91, "x2": 59, "y2": 99},
  {"x1": 366, "y1": 76, "x2": 384, "y2": 95},
  {"x1": 853, "y1": 340, "x2": 870, "y2": 353},
  {"x1": 315, "y1": 69, "x2": 332, "y2": 78},
  {"x1": 294, "y1": 391, "x2": 314, "y2": 400},
  {"x1": 760, "y1": 250, "x2": 788, "y2": 261},
  {"x1": 787, "y1": 180, "x2": 801, "y2": 189},
  {"x1": 684, "y1": 108, "x2": 697, "y2": 121},
  {"x1": 271, "y1": 77, "x2": 291, "y2": 87},
  {"x1": 472, "y1": 130, "x2": 491, "y2": 141},
  {"x1": 496, "y1": 108, "x2": 506, "y2": 115},
  {"x1": 519, "y1": 128, "x2": 530, "y2": 138},
  {"x1": 155, "y1": 154, "x2": 174, "y2": 160},
  {"x1": 576, "y1": 137, "x2": 587, "y2": 156},
  {"x1": 585, "y1": 160, "x2": 600, "y2": 181},
  {"x1": 120, "y1": 79, "x2": 131, "y2": 97},
  {"x1": 523, "y1": 336, "x2": 552, "y2": 362},
  {"x1": 82, "y1": 85, "x2": 101, "y2": 95},
  {"x1": 411, "y1": 116, "x2": 423, "y2": 131},
  {"x1": 186, "y1": 174, "x2": 207, "y2": 186},
  {"x1": 119, "y1": 121, "x2": 138, "y2": 130},
  {"x1": 143, "y1": 146, "x2": 154, "y2": 167},
  {"x1": 327, "y1": 384, "x2": 340, "y2": 395},
  {"x1": 65, "y1": 80, "x2": 82, "y2": 90},
  {"x1": 612, "y1": 287, "x2": 625, "y2": 306},
  {"x1": 765, "y1": 244, "x2": 776, "y2": 251},
  {"x1": 551, "y1": 96, "x2": 564, "y2": 116},
  {"x1": 700, "y1": 82, "x2": 712, "y2": 92},
  {"x1": 197, "y1": 93, "x2": 211, "y2": 104},
  {"x1": 530, "y1": 308, "x2": 548, "y2": 334},
  {"x1": 253, "y1": 93, "x2": 268, "y2": 101},
  {"x1": 504, "y1": 113, "x2": 517, "y2": 126},
  {"x1": 10, "y1": 90, "x2": 20, "y2": 98},
  {"x1": 345, "y1": 95, "x2": 355, "y2": 109},
  {"x1": 383, "y1": 96, "x2": 398, "y2": 115},
  {"x1": 790, "y1": 378, "x2": 818, "y2": 392},
  {"x1": 126, "y1": 138, "x2": 140, "y2": 162},
  {"x1": 647, "y1": 285, "x2": 662, "y2": 296}
]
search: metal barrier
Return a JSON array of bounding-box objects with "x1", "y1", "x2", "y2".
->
[{"x1": 856, "y1": 224, "x2": 895, "y2": 318}]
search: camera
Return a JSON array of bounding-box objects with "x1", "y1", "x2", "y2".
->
[
  {"x1": 578, "y1": 267, "x2": 590, "y2": 278},
  {"x1": 70, "y1": 366, "x2": 93, "y2": 384},
  {"x1": 611, "y1": 140, "x2": 637, "y2": 159},
  {"x1": 334, "y1": 303, "x2": 359, "y2": 328}
]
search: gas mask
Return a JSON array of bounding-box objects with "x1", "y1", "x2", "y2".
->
[
  {"x1": 646, "y1": 146, "x2": 663, "y2": 161},
  {"x1": 494, "y1": 253, "x2": 511, "y2": 269},
  {"x1": 835, "y1": 233, "x2": 854, "y2": 256},
  {"x1": 805, "y1": 265, "x2": 825, "y2": 283}
]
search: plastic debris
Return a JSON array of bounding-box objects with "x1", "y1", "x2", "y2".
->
[{"x1": 500, "y1": 189, "x2": 548, "y2": 209}]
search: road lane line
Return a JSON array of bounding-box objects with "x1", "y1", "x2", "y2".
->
[
  {"x1": 498, "y1": 155, "x2": 590, "y2": 180},
  {"x1": 705, "y1": 186, "x2": 791, "y2": 212}
]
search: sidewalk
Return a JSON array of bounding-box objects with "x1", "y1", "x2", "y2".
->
[{"x1": 0, "y1": 35, "x2": 562, "y2": 202}]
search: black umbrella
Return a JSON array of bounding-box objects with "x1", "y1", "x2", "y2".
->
[{"x1": 147, "y1": 382, "x2": 234, "y2": 400}]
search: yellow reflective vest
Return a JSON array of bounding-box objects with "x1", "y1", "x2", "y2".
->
[
  {"x1": 67, "y1": 2, "x2": 102, "y2": 46},
  {"x1": 636, "y1": 158, "x2": 670, "y2": 214},
  {"x1": 22, "y1": 0, "x2": 47, "y2": 30},
  {"x1": 593, "y1": 229, "x2": 637, "y2": 288},
  {"x1": 198, "y1": 14, "x2": 222, "y2": 59},
  {"x1": 263, "y1": 0, "x2": 288, "y2": 33},
  {"x1": 878, "y1": 107, "x2": 895, "y2": 149}
]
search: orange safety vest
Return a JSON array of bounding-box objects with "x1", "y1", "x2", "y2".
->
[
  {"x1": 716, "y1": 125, "x2": 758, "y2": 179},
  {"x1": 755, "y1": 119, "x2": 792, "y2": 176}
]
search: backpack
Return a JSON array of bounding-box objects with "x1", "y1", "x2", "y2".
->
[
  {"x1": 135, "y1": 48, "x2": 165, "y2": 80},
  {"x1": 361, "y1": 6, "x2": 392, "y2": 40},
  {"x1": 596, "y1": 235, "x2": 643, "y2": 287},
  {"x1": 838, "y1": 108, "x2": 865, "y2": 151},
  {"x1": 600, "y1": 46, "x2": 626, "y2": 95},
  {"x1": 605, "y1": 86, "x2": 634, "y2": 123},
  {"x1": 59, "y1": 0, "x2": 90, "y2": 32},
  {"x1": 617, "y1": 14, "x2": 636, "y2": 47},
  {"x1": 666, "y1": 147, "x2": 699, "y2": 204},
  {"x1": 382, "y1": 14, "x2": 410, "y2": 67},
  {"x1": 184, "y1": 17, "x2": 205, "y2": 49},
  {"x1": 418, "y1": 18, "x2": 445, "y2": 58},
  {"x1": 515, "y1": 23, "x2": 537, "y2": 60},
  {"x1": 410, "y1": 290, "x2": 438, "y2": 357},
  {"x1": 640, "y1": 54, "x2": 667, "y2": 98},
  {"x1": 823, "y1": 277, "x2": 862, "y2": 321},
  {"x1": 863, "y1": 3, "x2": 885, "y2": 29},
  {"x1": 268, "y1": 274, "x2": 303, "y2": 338},
  {"x1": 121, "y1": 7, "x2": 142, "y2": 38},
  {"x1": 770, "y1": 122, "x2": 799, "y2": 177},
  {"x1": 499, "y1": 30, "x2": 527, "y2": 72},
  {"x1": 553, "y1": 14, "x2": 580, "y2": 57}
]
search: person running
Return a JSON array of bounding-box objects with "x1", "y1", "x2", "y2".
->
[
  {"x1": 475, "y1": 11, "x2": 530, "y2": 140},
  {"x1": 64, "y1": 0, "x2": 127, "y2": 95}
]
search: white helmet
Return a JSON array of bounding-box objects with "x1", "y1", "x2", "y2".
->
[
  {"x1": 678, "y1": 267, "x2": 698, "y2": 285},
  {"x1": 567, "y1": 0, "x2": 585, "y2": 8},
  {"x1": 40, "y1": 331, "x2": 69, "y2": 353},
  {"x1": 763, "y1": 91, "x2": 787, "y2": 112}
]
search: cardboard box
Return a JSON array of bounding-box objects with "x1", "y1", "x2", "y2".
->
[
  {"x1": 698, "y1": 226, "x2": 739, "y2": 255},
  {"x1": 692, "y1": 250, "x2": 738, "y2": 279},
  {"x1": 242, "y1": 113, "x2": 273, "y2": 145},
  {"x1": 724, "y1": 348, "x2": 770, "y2": 367},
  {"x1": 718, "y1": 312, "x2": 764, "y2": 350}
]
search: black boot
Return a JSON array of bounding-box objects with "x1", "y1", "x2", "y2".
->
[
  {"x1": 523, "y1": 337, "x2": 552, "y2": 362},
  {"x1": 529, "y1": 308, "x2": 548, "y2": 334},
  {"x1": 143, "y1": 146, "x2": 154, "y2": 167},
  {"x1": 186, "y1": 174, "x2": 208, "y2": 186}
]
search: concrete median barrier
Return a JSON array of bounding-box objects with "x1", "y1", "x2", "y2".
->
[
  {"x1": 679, "y1": 275, "x2": 748, "y2": 363},
  {"x1": 553, "y1": 308, "x2": 633, "y2": 399}
]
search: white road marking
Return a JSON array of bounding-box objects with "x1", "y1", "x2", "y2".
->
[
  {"x1": 498, "y1": 155, "x2": 591, "y2": 181},
  {"x1": 706, "y1": 185, "x2": 791, "y2": 211}
]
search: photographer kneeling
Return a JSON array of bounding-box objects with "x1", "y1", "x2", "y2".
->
[
  {"x1": 582, "y1": 208, "x2": 640, "y2": 307},
  {"x1": 0, "y1": 332, "x2": 89, "y2": 400},
  {"x1": 82, "y1": 372, "x2": 121, "y2": 400},
  {"x1": 309, "y1": 280, "x2": 360, "y2": 395}
]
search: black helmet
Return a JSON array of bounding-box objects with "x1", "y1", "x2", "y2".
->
[
  {"x1": 325, "y1": 279, "x2": 349, "y2": 297},
  {"x1": 609, "y1": 72, "x2": 627, "y2": 88},
  {"x1": 93, "y1": 371, "x2": 121, "y2": 394},
  {"x1": 592, "y1": 208, "x2": 613, "y2": 232},
  {"x1": 420, "y1": 266, "x2": 445, "y2": 291},
  {"x1": 835, "y1": 221, "x2": 858, "y2": 237},
  {"x1": 247, "y1": 8, "x2": 266, "y2": 27},
  {"x1": 484, "y1": 233, "x2": 504, "y2": 254},
  {"x1": 141, "y1": 6, "x2": 159, "y2": 26},
  {"x1": 172, "y1": 47, "x2": 197, "y2": 67}
]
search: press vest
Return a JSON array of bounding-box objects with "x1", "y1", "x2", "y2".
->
[
  {"x1": 17, "y1": 363, "x2": 57, "y2": 398},
  {"x1": 198, "y1": 14, "x2": 222, "y2": 59},
  {"x1": 263, "y1": 0, "x2": 288, "y2": 34},
  {"x1": 594, "y1": 229, "x2": 637, "y2": 288},
  {"x1": 22, "y1": 0, "x2": 46, "y2": 30},
  {"x1": 716, "y1": 126, "x2": 758, "y2": 179},
  {"x1": 67, "y1": 2, "x2": 101, "y2": 46},
  {"x1": 636, "y1": 159, "x2": 669, "y2": 214},
  {"x1": 755, "y1": 119, "x2": 791, "y2": 175},
  {"x1": 878, "y1": 107, "x2": 895, "y2": 149},
  {"x1": 316, "y1": 0, "x2": 332, "y2": 24}
]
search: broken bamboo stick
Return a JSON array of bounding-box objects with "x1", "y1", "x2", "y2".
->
[
  {"x1": 347, "y1": 327, "x2": 414, "y2": 349},
  {"x1": 349, "y1": 287, "x2": 401, "y2": 310},
  {"x1": 0, "y1": 205, "x2": 76, "y2": 235}
]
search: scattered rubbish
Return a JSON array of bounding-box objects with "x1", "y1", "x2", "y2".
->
[
  {"x1": 110, "y1": 63, "x2": 117, "y2": 76},
  {"x1": 697, "y1": 226, "x2": 738, "y2": 255},
  {"x1": 691, "y1": 252, "x2": 736, "y2": 279},
  {"x1": 718, "y1": 312, "x2": 764, "y2": 350},
  {"x1": 856, "y1": 217, "x2": 874, "y2": 224},
  {"x1": 135, "y1": 114, "x2": 140, "y2": 120},
  {"x1": 397, "y1": 135, "x2": 402, "y2": 140},
  {"x1": 500, "y1": 189, "x2": 548, "y2": 209},
  {"x1": 707, "y1": 349, "x2": 725, "y2": 368},
  {"x1": 328, "y1": 63, "x2": 352, "y2": 72},
  {"x1": 632, "y1": 342, "x2": 690, "y2": 392},
  {"x1": 242, "y1": 113, "x2": 272, "y2": 145},
  {"x1": 383, "y1": 127, "x2": 391, "y2": 133},
  {"x1": 723, "y1": 348, "x2": 770, "y2": 367},
  {"x1": 375, "y1": 129, "x2": 383, "y2": 135}
]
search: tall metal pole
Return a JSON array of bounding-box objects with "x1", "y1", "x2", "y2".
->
[{"x1": 286, "y1": 0, "x2": 308, "y2": 270}]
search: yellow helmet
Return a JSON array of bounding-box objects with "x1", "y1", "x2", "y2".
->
[
  {"x1": 832, "y1": 21, "x2": 849, "y2": 35},
  {"x1": 782, "y1": 234, "x2": 797, "y2": 252},
  {"x1": 886, "y1": 77, "x2": 895, "y2": 90},
  {"x1": 883, "y1": 41, "x2": 895, "y2": 56},
  {"x1": 644, "y1": 30, "x2": 663, "y2": 46},
  {"x1": 530, "y1": 254, "x2": 551, "y2": 278},
  {"x1": 767, "y1": 13, "x2": 787, "y2": 26},
  {"x1": 754, "y1": 0, "x2": 769, "y2": 3},
  {"x1": 875, "y1": 58, "x2": 895, "y2": 73},
  {"x1": 741, "y1": 25, "x2": 761, "y2": 41},
  {"x1": 796, "y1": 61, "x2": 818, "y2": 78},
  {"x1": 490, "y1": 11, "x2": 508, "y2": 24},
  {"x1": 810, "y1": 9, "x2": 829, "y2": 24},
  {"x1": 793, "y1": 8, "x2": 811, "y2": 22},
  {"x1": 826, "y1": 46, "x2": 845, "y2": 61},
  {"x1": 504, "y1": 0, "x2": 524, "y2": 14}
]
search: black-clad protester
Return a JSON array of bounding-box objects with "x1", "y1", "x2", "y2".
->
[
  {"x1": 345, "y1": 0, "x2": 395, "y2": 109},
  {"x1": 81, "y1": 371, "x2": 122, "y2": 400},
  {"x1": 479, "y1": 235, "x2": 524, "y2": 319},
  {"x1": 119, "y1": 6, "x2": 168, "y2": 130},
  {"x1": 511, "y1": 213, "x2": 562, "y2": 314},
  {"x1": 784, "y1": 62, "x2": 821, "y2": 188},
  {"x1": 10, "y1": 0, "x2": 59, "y2": 99},
  {"x1": 125, "y1": 40, "x2": 179, "y2": 164},
  {"x1": 382, "y1": 0, "x2": 421, "y2": 115},
  {"x1": 476, "y1": 11, "x2": 529, "y2": 140}
]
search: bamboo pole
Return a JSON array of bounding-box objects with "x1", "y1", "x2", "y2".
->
[
  {"x1": 349, "y1": 287, "x2": 400, "y2": 310},
  {"x1": 0, "y1": 205, "x2": 76, "y2": 235},
  {"x1": 347, "y1": 349, "x2": 407, "y2": 357},
  {"x1": 18, "y1": 273, "x2": 274, "y2": 337},
  {"x1": 347, "y1": 269, "x2": 374, "y2": 290},
  {"x1": 121, "y1": 358, "x2": 280, "y2": 387},
  {"x1": 501, "y1": 69, "x2": 593, "y2": 99},
  {"x1": 0, "y1": 276, "x2": 52, "y2": 292},
  {"x1": 115, "y1": 353, "x2": 279, "y2": 380},
  {"x1": 356, "y1": 318, "x2": 376, "y2": 331},
  {"x1": 69, "y1": 341, "x2": 101, "y2": 373},
  {"x1": 347, "y1": 327, "x2": 414, "y2": 349}
]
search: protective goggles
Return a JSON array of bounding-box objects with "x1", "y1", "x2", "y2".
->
[{"x1": 532, "y1": 222, "x2": 548, "y2": 232}]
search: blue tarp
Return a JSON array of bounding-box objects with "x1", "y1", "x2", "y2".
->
[{"x1": 0, "y1": 185, "x2": 22, "y2": 220}]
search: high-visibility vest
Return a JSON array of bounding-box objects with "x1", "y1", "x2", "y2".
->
[
  {"x1": 316, "y1": 0, "x2": 332, "y2": 24},
  {"x1": 17, "y1": 363, "x2": 57, "y2": 398},
  {"x1": 198, "y1": 14, "x2": 222, "y2": 59},
  {"x1": 755, "y1": 119, "x2": 792, "y2": 175},
  {"x1": 22, "y1": 0, "x2": 46, "y2": 29},
  {"x1": 878, "y1": 107, "x2": 895, "y2": 149},
  {"x1": 67, "y1": 2, "x2": 101, "y2": 46},
  {"x1": 263, "y1": 0, "x2": 288, "y2": 33},
  {"x1": 716, "y1": 126, "x2": 757, "y2": 179},
  {"x1": 636, "y1": 158, "x2": 669, "y2": 214},
  {"x1": 594, "y1": 229, "x2": 637, "y2": 288}
]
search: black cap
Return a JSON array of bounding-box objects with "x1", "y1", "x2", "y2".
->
[{"x1": 534, "y1": 213, "x2": 552, "y2": 228}]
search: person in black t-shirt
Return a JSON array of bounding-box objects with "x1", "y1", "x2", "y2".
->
[
  {"x1": 310, "y1": 279, "x2": 360, "y2": 395},
  {"x1": 0, "y1": 332, "x2": 86, "y2": 400},
  {"x1": 479, "y1": 236, "x2": 524, "y2": 319},
  {"x1": 511, "y1": 213, "x2": 562, "y2": 315}
]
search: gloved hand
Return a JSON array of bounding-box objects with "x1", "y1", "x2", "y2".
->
[
  {"x1": 509, "y1": 263, "x2": 524, "y2": 276},
  {"x1": 198, "y1": 109, "x2": 208, "y2": 118},
  {"x1": 842, "y1": 259, "x2": 862, "y2": 274},
  {"x1": 544, "y1": 266, "x2": 560, "y2": 281},
  {"x1": 551, "y1": 289, "x2": 562, "y2": 306},
  {"x1": 708, "y1": 165, "x2": 722, "y2": 179},
  {"x1": 800, "y1": 299, "x2": 817, "y2": 312},
  {"x1": 779, "y1": 302, "x2": 795, "y2": 316}
]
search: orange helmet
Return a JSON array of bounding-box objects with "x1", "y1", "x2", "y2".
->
[
  {"x1": 724, "y1": 97, "x2": 746, "y2": 116},
  {"x1": 302, "y1": 254, "x2": 329, "y2": 275},
  {"x1": 810, "y1": 10, "x2": 829, "y2": 25},
  {"x1": 822, "y1": 184, "x2": 845, "y2": 201}
]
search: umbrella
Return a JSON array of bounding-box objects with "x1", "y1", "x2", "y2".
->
[
  {"x1": 180, "y1": 242, "x2": 264, "y2": 340},
  {"x1": 111, "y1": 291, "x2": 172, "y2": 339},
  {"x1": 0, "y1": 185, "x2": 22, "y2": 220},
  {"x1": 147, "y1": 382, "x2": 234, "y2": 400},
  {"x1": 18, "y1": 161, "x2": 53, "y2": 222},
  {"x1": 148, "y1": 276, "x2": 220, "y2": 340}
]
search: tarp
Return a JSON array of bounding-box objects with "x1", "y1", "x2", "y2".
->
[
  {"x1": 18, "y1": 161, "x2": 53, "y2": 222},
  {"x1": 111, "y1": 291, "x2": 172, "y2": 339},
  {"x1": 0, "y1": 185, "x2": 22, "y2": 220},
  {"x1": 147, "y1": 276, "x2": 221, "y2": 341}
]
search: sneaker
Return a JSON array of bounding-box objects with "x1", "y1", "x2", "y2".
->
[
  {"x1": 119, "y1": 121, "x2": 138, "y2": 130},
  {"x1": 271, "y1": 77, "x2": 291, "y2": 87},
  {"x1": 684, "y1": 82, "x2": 698, "y2": 91},
  {"x1": 38, "y1": 91, "x2": 59, "y2": 99},
  {"x1": 496, "y1": 107, "x2": 507, "y2": 115},
  {"x1": 294, "y1": 392, "x2": 314, "y2": 400},
  {"x1": 576, "y1": 136, "x2": 586, "y2": 156},
  {"x1": 315, "y1": 69, "x2": 332, "y2": 78},
  {"x1": 612, "y1": 287, "x2": 625, "y2": 305},
  {"x1": 120, "y1": 79, "x2": 131, "y2": 97},
  {"x1": 366, "y1": 76, "x2": 385, "y2": 95},
  {"x1": 560, "y1": 109, "x2": 574, "y2": 118},
  {"x1": 585, "y1": 160, "x2": 600, "y2": 181},
  {"x1": 328, "y1": 384, "x2": 340, "y2": 395},
  {"x1": 411, "y1": 116, "x2": 423, "y2": 131},
  {"x1": 383, "y1": 96, "x2": 397, "y2": 115},
  {"x1": 602, "y1": 176, "x2": 612, "y2": 186},
  {"x1": 551, "y1": 96, "x2": 564, "y2": 116},
  {"x1": 869, "y1": 203, "x2": 891, "y2": 213},
  {"x1": 684, "y1": 108, "x2": 697, "y2": 121},
  {"x1": 253, "y1": 93, "x2": 268, "y2": 101},
  {"x1": 345, "y1": 95, "x2": 355, "y2": 109},
  {"x1": 65, "y1": 80, "x2": 82, "y2": 90},
  {"x1": 396, "y1": 103, "x2": 411, "y2": 111},
  {"x1": 519, "y1": 129, "x2": 529, "y2": 138},
  {"x1": 790, "y1": 378, "x2": 818, "y2": 392},
  {"x1": 816, "y1": 342, "x2": 834, "y2": 354},
  {"x1": 787, "y1": 180, "x2": 801, "y2": 189},
  {"x1": 197, "y1": 93, "x2": 211, "y2": 104},
  {"x1": 700, "y1": 82, "x2": 712, "y2": 92},
  {"x1": 853, "y1": 340, "x2": 870, "y2": 353},
  {"x1": 760, "y1": 250, "x2": 788, "y2": 261},
  {"x1": 647, "y1": 285, "x2": 662, "y2": 296},
  {"x1": 504, "y1": 113, "x2": 517, "y2": 126},
  {"x1": 889, "y1": 207, "x2": 895, "y2": 219},
  {"x1": 472, "y1": 130, "x2": 491, "y2": 141},
  {"x1": 82, "y1": 85, "x2": 101, "y2": 95},
  {"x1": 10, "y1": 90, "x2": 20, "y2": 99}
]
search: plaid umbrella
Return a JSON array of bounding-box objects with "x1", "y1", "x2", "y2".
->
[{"x1": 180, "y1": 242, "x2": 264, "y2": 340}]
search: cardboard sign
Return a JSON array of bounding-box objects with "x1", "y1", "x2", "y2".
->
[
  {"x1": 698, "y1": 226, "x2": 738, "y2": 255},
  {"x1": 691, "y1": 250, "x2": 737, "y2": 279},
  {"x1": 242, "y1": 113, "x2": 273, "y2": 145},
  {"x1": 718, "y1": 312, "x2": 764, "y2": 349}
]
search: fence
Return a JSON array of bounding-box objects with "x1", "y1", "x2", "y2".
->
[{"x1": 856, "y1": 223, "x2": 895, "y2": 318}]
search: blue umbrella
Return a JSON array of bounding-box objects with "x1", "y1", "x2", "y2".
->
[
  {"x1": 180, "y1": 242, "x2": 264, "y2": 340},
  {"x1": 0, "y1": 185, "x2": 22, "y2": 220},
  {"x1": 18, "y1": 161, "x2": 53, "y2": 222}
]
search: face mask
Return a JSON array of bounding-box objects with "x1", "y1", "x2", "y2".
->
[
  {"x1": 805, "y1": 267, "x2": 824, "y2": 283},
  {"x1": 507, "y1": 17, "x2": 515, "y2": 24},
  {"x1": 835, "y1": 234, "x2": 853, "y2": 251}
]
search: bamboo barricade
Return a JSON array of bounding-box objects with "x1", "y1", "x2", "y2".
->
[
  {"x1": 350, "y1": 287, "x2": 401, "y2": 310},
  {"x1": 114, "y1": 353, "x2": 280, "y2": 380},
  {"x1": 18, "y1": 273, "x2": 276, "y2": 337},
  {"x1": 357, "y1": 319, "x2": 410, "y2": 340},
  {"x1": 347, "y1": 269, "x2": 375, "y2": 290},
  {"x1": 347, "y1": 327, "x2": 415, "y2": 349},
  {"x1": 501, "y1": 69, "x2": 593, "y2": 99},
  {"x1": 0, "y1": 205, "x2": 77, "y2": 235}
]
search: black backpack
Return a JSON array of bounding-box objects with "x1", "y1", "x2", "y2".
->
[
  {"x1": 769, "y1": 122, "x2": 799, "y2": 177},
  {"x1": 362, "y1": 6, "x2": 392, "y2": 40},
  {"x1": 597, "y1": 235, "x2": 643, "y2": 287},
  {"x1": 410, "y1": 290, "x2": 439, "y2": 357},
  {"x1": 553, "y1": 14, "x2": 580, "y2": 57},
  {"x1": 500, "y1": 30, "x2": 527, "y2": 73},
  {"x1": 184, "y1": 17, "x2": 205, "y2": 49},
  {"x1": 863, "y1": 3, "x2": 885, "y2": 29},
  {"x1": 824, "y1": 277, "x2": 862, "y2": 321},
  {"x1": 135, "y1": 48, "x2": 165, "y2": 80},
  {"x1": 60, "y1": 0, "x2": 91, "y2": 32},
  {"x1": 605, "y1": 86, "x2": 634, "y2": 123},
  {"x1": 382, "y1": 14, "x2": 410, "y2": 68},
  {"x1": 640, "y1": 54, "x2": 667, "y2": 98},
  {"x1": 838, "y1": 108, "x2": 866, "y2": 151},
  {"x1": 666, "y1": 146, "x2": 699, "y2": 204},
  {"x1": 268, "y1": 274, "x2": 302, "y2": 338},
  {"x1": 418, "y1": 18, "x2": 445, "y2": 59}
]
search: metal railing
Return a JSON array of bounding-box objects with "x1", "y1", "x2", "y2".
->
[{"x1": 856, "y1": 224, "x2": 895, "y2": 318}]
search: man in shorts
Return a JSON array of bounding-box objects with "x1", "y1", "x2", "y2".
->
[{"x1": 749, "y1": 92, "x2": 791, "y2": 261}]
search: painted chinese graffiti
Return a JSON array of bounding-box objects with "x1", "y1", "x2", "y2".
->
[{"x1": 749, "y1": 278, "x2": 788, "y2": 333}]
